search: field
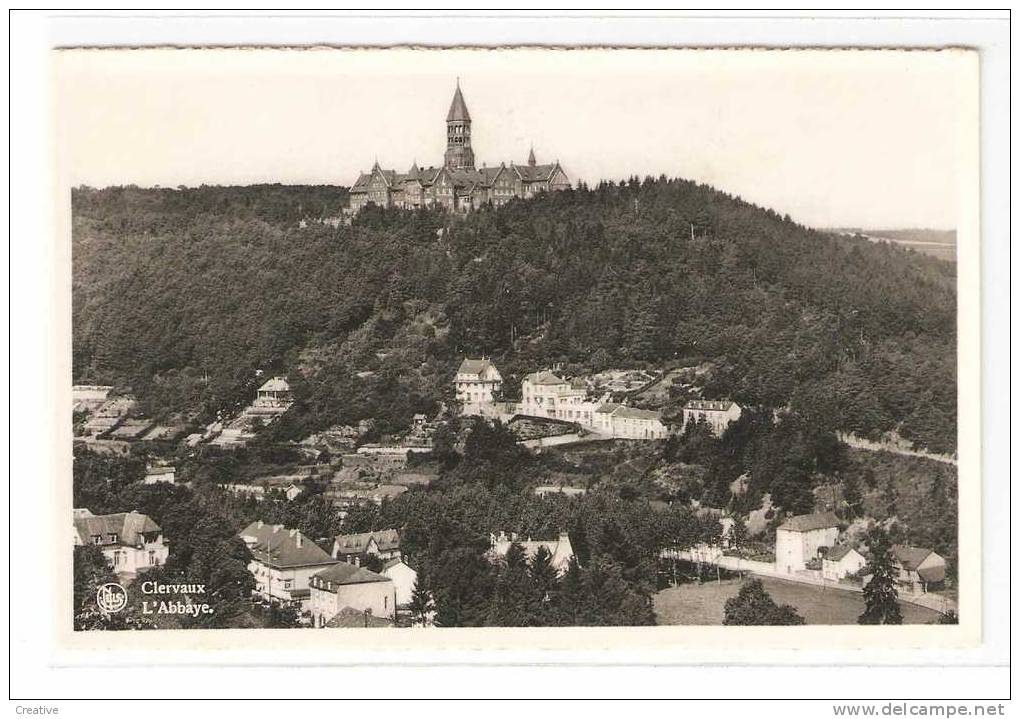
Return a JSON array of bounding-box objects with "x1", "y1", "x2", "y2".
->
[{"x1": 653, "y1": 577, "x2": 942, "y2": 625}]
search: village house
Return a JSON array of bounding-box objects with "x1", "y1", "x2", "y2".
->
[
  {"x1": 821, "y1": 544, "x2": 868, "y2": 581},
  {"x1": 308, "y1": 563, "x2": 395, "y2": 627},
  {"x1": 254, "y1": 376, "x2": 292, "y2": 408},
  {"x1": 534, "y1": 485, "x2": 587, "y2": 498},
  {"x1": 455, "y1": 358, "x2": 503, "y2": 413},
  {"x1": 682, "y1": 399, "x2": 743, "y2": 436},
  {"x1": 73, "y1": 508, "x2": 169, "y2": 578},
  {"x1": 891, "y1": 545, "x2": 947, "y2": 593},
  {"x1": 488, "y1": 531, "x2": 576, "y2": 574},
  {"x1": 332, "y1": 529, "x2": 402, "y2": 564},
  {"x1": 774, "y1": 511, "x2": 840, "y2": 575},
  {"x1": 238, "y1": 521, "x2": 337, "y2": 610},
  {"x1": 322, "y1": 606, "x2": 394, "y2": 628},
  {"x1": 602, "y1": 405, "x2": 669, "y2": 439},
  {"x1": 520, "y1": 370, "x2": 590, "y2": 421},
  {"x1": 72, "y1": 384, "x2": 113, "y2": 413},
  {"x1": 143, "y1": 465, "x2": 176, "y2": 485},
  {"x1": 222, "y1": 483, "x2": 267, "y2": 501},
  {"x1": 382, "y1": 558, "x2": 419, "y2": 607},
  {"x1": 348, "y1": 81, "x2": 570, "y2": 214}
]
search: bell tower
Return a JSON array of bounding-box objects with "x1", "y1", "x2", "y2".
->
[{"x1": 444, "y1": 79, "x2": 475, "y2": 170}]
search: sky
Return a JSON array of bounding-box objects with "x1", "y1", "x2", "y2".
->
[{"x1": 53, "y1": 48, "x2": 977, "y2": 229}]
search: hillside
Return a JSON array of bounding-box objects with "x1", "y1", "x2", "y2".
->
[{"x1": 71, "y1": 178, "x2": 957, "y2": 453}]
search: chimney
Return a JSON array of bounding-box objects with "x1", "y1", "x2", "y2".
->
[{"x1": 257, "y1": 520, "x2": 264, "y2": 529}]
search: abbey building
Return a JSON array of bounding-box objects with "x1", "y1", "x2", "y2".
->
[{"x1": 349, "y1": 81, "x2": 571, "y2": 213}]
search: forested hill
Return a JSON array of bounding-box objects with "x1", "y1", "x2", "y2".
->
[{"x1": 71, "y1": 178, "x2": 957, "y2": 453}]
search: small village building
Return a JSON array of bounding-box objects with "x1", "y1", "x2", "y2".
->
[
  {"x1": 323, "y1": 606, "x2": 394, "y2": 628},
  {"x1": 822, "y1": 545, "x2": 867, "y2": 581},
  {"x1": 253, "y1": 376, "x2": 293, "y2": 409},
  {"x1": 891, "y1": 545, "x2": 947, "y2": 593},
  {"x1": 238, "y1": 521, "x2": 337, "y2": 610},
  {"x1": 488, "y1": 531, "x2": 575, "y2": 574},
  {"x1": 332, "y1": 529, "x2": 402, "y2": 564},
  {"x1": 534, "y1": 485, "x2": 587, "y2": 498},
  {"x1": 309, "y1": 563, "x2": 395, "y2": 627},
  {"x1": 143, "y1": 465, "x2": 176, "y2": 485},
  {"x1": 682, "y1": 400, "x2": 743, "y2": 436},
  {"x1": 520, "y1": 370, "x2": 590, "y2": 421},
  {"x1": 72, "y1": 385, "x2": 113, "y2": 413},
  {"x1": 603, "y1": 405, "x2": 669, "y2": 439},
  {"x1": 223, "y1": 484, "x2": 266, "y2": 501},
  {"x1": 455, "y1": 358, "x2": 503, "y2": 413},
  {"x1": 775, "y1": 512, "x2": 840, "y2": 575},
  {"x1": 382, "y1": 558, "x2": 418, "y2": 607},
  {"x1": 73, "y1": 508, "x2": 169, "y2": 578}
]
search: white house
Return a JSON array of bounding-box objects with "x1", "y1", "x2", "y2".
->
[
  {"x1": 603, "y1": 405, "x2": 669, "y2": 439},
  {"x1": 455, "y1": 358, "x2": 503, "y2": 414},
  {"x1": 891, "y1": 545, "x2": 947, "y2": 593},
  {"x1": 774, "y1": 512, "x2": 840, "y2": 574},
  {"x1": 488, "y1": 530, "x2": 575, "y2": 574},
  {"x1": 309, "y1": 563, "x2": 395, "y2": 627},
  {"x1": 534, "y1": 485, "x2": 587, "y2": 498},
  {"x1": 143, "y1": 465, "x2": 176, "y2": 485},
  {"x1": 238, "y1": 521, "x2": 337, "y2": 610},
  {"x1": 254, "y1": 377, "x2": 292, "y2": 408},
  {"x1": 382, "y1": 558, "x2": 418, "y2": 607},
  {"x1": 73, "y1": 508, "x2": 169, "y2": 578},
  {"x1": 822, "y1": 545, "x2": 867, "y2": 581},
  {"x1": 682, "y1": 399, "x2": 742, "y2": 436},
  {"x1": 332, "y1": 529, "x2": 402, "y2": 564},
  {"x1": 520, "y1": 370, "x2": 590, "y2": 420}
]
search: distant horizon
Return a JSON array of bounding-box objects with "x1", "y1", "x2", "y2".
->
[{"x1": 55, "y1": 48, "x2": 975, "y2": 231}]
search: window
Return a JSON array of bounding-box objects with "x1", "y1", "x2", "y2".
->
[
  {"x1": 149, "y1": 550, "x2": 157, "y2": 565},
  {"x1": 107, "y1": 533, "x2": 118, "y2": 544}
]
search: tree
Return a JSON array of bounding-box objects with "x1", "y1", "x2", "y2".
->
[
  {"x1": 408, "y1": 573, "x2": 435, "y2": 627},
  {"x1": 859, "y1": 526, "x2": 903, "y2": 625},
  {"x1": 723, "y1": 579, "x2": 805, "y2": 625},
  {"x1": 729, "y1": 515, "x2": 748, "y2": 547},
  {"x1": 882, "y1": 476, "x2": 899, "y2": 518},
  {"x1": 842, "y1": 473, "x2": 863, "y2": 520},
  {"x1": 360, "y1": 553, "x2": 384, "y2": 573}
]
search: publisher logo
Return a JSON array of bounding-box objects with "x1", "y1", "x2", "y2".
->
[{"x1": 96, "y1": 583, "x2": 128, "y2": 613}]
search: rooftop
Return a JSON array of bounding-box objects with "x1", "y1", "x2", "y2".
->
[
  {"x1": 73, "y1": 509, "x2": 162, "y2": 547},
  {"x1": 238, "y1": 521, "x2": 335, "y2": 569},
  {"x1": 334, "y1": 529, "x2": 401, "y2": 554},
  {"x1": 312, "y1": 562, "x2": 391, "y2": 589},
  {"x1": 777, "y1": 512, "x2": 839, "y2": 533}
]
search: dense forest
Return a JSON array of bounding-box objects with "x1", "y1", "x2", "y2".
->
[{"x1": 72, "y1": 178, "x2": 957, "y2": 453}]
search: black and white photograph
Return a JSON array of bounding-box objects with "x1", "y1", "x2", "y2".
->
[{"x1": 60, "y1": 46, "x2": 976, "y2": 636}]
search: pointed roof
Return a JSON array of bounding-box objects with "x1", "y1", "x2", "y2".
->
[
  {"x1": 446, "y1": 80, "x2": 471, "y2": 122},
  {"x1": 528, "y1": 146, "x2": 536, "y2": 166},
  {"x1": 73, "y1": 510, "x2": 162, "y2": 547}
]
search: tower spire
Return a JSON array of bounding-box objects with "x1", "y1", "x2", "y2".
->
[
  {"x1": 528, "y1": 145, "x2": 536, "y2": 167},
  {"x1": 445, "y1": 79, "x2": 475, "y2": 170}
]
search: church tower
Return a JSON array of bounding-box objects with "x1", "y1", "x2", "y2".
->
[{"x1": 444, "y1": 79, "x2": 475, "y2": 171}]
